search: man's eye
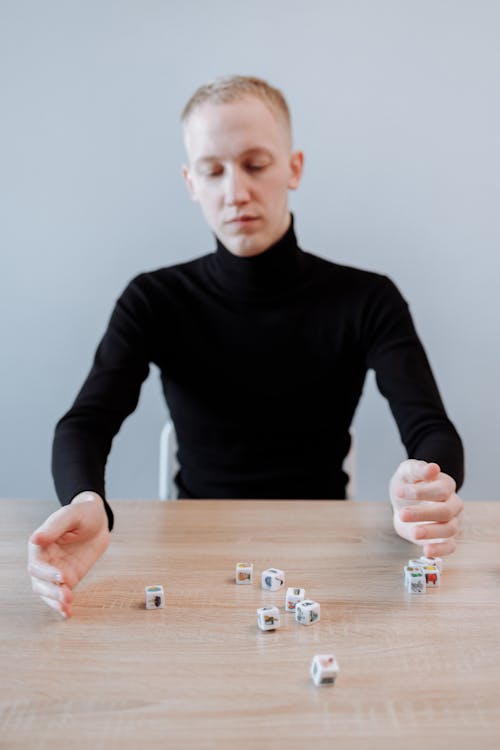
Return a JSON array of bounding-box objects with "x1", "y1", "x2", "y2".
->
[{"x1": 246, "y1": 164, "x2": 267, "y2": 171}]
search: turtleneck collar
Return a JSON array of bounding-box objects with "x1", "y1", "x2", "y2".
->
[{"x1": 210, "y1": 214, "x2": 308, "y2": 296}]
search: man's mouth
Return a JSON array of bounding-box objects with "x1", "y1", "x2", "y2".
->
[{"x1": 226, "y1": 216, "x2": 260, "y2": 227}]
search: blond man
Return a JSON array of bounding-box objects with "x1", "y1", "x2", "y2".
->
[{"x1": 28, "y1": 76, "x2": 463, "y2": 618}]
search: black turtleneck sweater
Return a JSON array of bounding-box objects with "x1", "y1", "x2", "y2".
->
[{"x1": 52, "y1": 218, "x2": 464, "y2": 532}]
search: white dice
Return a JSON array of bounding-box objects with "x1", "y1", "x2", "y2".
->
[
  {"x1": 311, "y1": 654, "x2": 339, "y2": 686},
  {"x1": 235, "y1": 562, "x2": 253, "y2": 584},
  {"x1": 285, "y1": 587, "x2": 305, "y2": 613},
  {"x1": 421, "y1": 563, "x2": 440, "y2": 587},
  {"x1": 406, "y1": 559, "x2": 441, "y2": 590},
  {"x1": 419, "y1": 555, "x2": 443, "y2": 574},
  {"x1": 262, "y1": 568, "x2": 285, "y2": 592},
  {"x1": 296, "y1": 599, "x2": 320, "y2": 625},
  {"x1": 145, "y1": 585, "x2": 165, "y2": 609},
  {"x1": 404, "y1": 565, "x2": 426, "y2": 594},
  {"x1": 257, "y1": 605, "x2": 281, "y2": 631}
]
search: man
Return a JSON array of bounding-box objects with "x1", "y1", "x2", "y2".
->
[{"x1": 28, "y1": 76, "x2": 464, "y2": 619}]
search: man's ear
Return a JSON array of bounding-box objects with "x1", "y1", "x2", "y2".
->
[
  {"x1": 182, "y1": 165, "x2": 198, "y2": 202},
  {"x1": 287, "y1": 150, "x2": 304, "y2": 190}
]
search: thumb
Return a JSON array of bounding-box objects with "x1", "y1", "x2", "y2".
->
[
  {"x1": 397, "y1": 459, "x2": 441, "y2": 484},
  {"x1": 421, "y1": 462, "x2": 441, "y2": 482},
  {"x1": 30, "y1": 504, "x2": 81, "y2": 547}
]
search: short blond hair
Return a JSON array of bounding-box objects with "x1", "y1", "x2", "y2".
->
[{"x1": 181, "y1": 75, "x2": 292, "y2": 134}]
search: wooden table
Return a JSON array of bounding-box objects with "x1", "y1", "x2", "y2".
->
[{"x1": 1, "y1": 499, "x2": 499, "y2": 749}]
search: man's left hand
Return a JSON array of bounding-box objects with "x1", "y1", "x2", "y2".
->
[{"x1": 389, "y1": 459, "x2": 463, "y2": 557}]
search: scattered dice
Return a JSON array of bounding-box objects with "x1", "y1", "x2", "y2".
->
[
  {"x1": 404, "y1": 565, "x2": 426, "y2": 594},
  {"x1": 257, "y1": 605, "x2": 281, "y2": 631},
  {"x1": 311, "y1": 654, "x2": 339, "y2": 686},
  {"x1": 235, "y1": 562, "x2": 253, "y2": 584},
  {"x1": 285, "y1": 587, "x2": 305, "y2": 613},
  {"x1": 262, "y1": 568, "x2": 285, "y2": 592},
  {"x1": 145, "y1": 585, "x2": 165, "y2": 609},
  {"x1": 296, "y1": 600, "x2": 321, "y2": 625}
]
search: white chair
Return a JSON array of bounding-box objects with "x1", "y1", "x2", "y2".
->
[
  {"x1": 158, "y1": 421, "x2": 355, "y2": 500},
  {"x1": 158, "y1": 420, "x2": 179, "y2": 500},
  {"x1": 344, "y1": 431, "x2": 356, "y2": 499}
]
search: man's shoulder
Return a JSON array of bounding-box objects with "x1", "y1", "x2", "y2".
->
[
  {"x1": 304, "y1": 250, "x2": 396, "y2": 292},
  {"x1": 125, "y1": 253, "x2": 212, "y2": 294}
]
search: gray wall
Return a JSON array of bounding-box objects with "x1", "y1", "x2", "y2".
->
[{"x1": 1, "y1": 1, "x2": 498, "y2": 502}]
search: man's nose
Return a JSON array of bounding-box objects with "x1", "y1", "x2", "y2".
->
[{"x1": 224, "y1": 168, "x2": 250, "y2": 205}]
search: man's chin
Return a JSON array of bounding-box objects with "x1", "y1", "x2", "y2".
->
[{"x1": 219, "y1": 230, "x2": 269, "y2": 258}]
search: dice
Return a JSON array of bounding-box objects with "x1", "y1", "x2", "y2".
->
[
  {"x1": 235, "y1": 562, "x2": 253, "y2": 584},
  {"x1": 145, "y1": 585, "x2": 165, "y2": 609},
  {"x1": 311, "y1": 654, "x2": 339, "y2": 686},
  {"x1": 296, "y1": 600, "x2": 320, "y2": 625},
  {"x1": 407, "y1": 559, "x2": 441, "y2": 588},
  {"x1": 404, "y1": 565, "x2": 426, "y2": 594},
  {"x1": 419, "y1": 555, "x2": 443, "y2": 574},
  {"x1": 285, "y1": 587, "x2": 305, "y2": 612},
  {"x1": 421, "y1": 563, "x2": 440, "y2": 587},
  {"x1": 257, "y1": 605, "x2": 281, "y2": 631},
  {"x1": 262, "y1": 568, "x2": 285, "y2": 592}
]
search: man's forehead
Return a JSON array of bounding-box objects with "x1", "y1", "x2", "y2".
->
[{"x1": 183, "y1": 96, "x2": 291, "y2": 159}]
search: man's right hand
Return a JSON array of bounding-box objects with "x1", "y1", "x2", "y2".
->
[{"x1": 27, "y1": 492, "x2": 110, "y2": 618}]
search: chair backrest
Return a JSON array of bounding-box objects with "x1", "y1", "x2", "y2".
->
[
  {"x1": 158, "y1": 421, "x2": 178, "y2": 500},
  {"x1": 159, "y1": 421, "x2": 355, "y2": 500},
  {"x1": 344, "y1": 432, "x2": 356, "y2": 499}
]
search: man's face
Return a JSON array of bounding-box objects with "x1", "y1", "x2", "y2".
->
[{"x1": 182, "y1": 96, "x2": 303, "y2": 257}]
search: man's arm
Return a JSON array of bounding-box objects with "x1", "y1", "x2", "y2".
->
[
  {"x1": 364, "y1": 277, "x2": 464, "y2": 555},
  {"x1": 30, "y1": 276, "x2": 157, "y2": 617},
  {"x1": 52, "y1": 275, "x2": 155, "y2": 531}
]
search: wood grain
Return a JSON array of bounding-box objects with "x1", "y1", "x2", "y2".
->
[{"x1": 1, "y1": 499, "x2": 499, "y2": 749}]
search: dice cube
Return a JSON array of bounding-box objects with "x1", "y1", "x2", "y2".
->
[
  {"x1": 419, "y1": 555, "x2": 443, "y2": 574},
  {"x1": 421, "y1": 563, "x2": 440, "y2": 587},
  {"x1": 257, "y1": 605, "x2": 281, "y2": 631},
  {"x1": 145, "y1": 585, "x2": 165, "y2": 609},
  {"x1": 285, "y1": 587, "x2": 305, "y2": 612},
  {"x1": 311, "y1": 654, "x2": 339, "y2": 686},
  {"x1": 262, "y1": 568, "x2": 285, "y2": 592},
  {"x1": 235, "y1": 562, "x2": 253, "y2": 584},
  {"x1": 296, "y1": 600, "x2": 320, "y2": 625},
  {"x1": 404, "y1": 565, "x2": 426, "y2": 594}
]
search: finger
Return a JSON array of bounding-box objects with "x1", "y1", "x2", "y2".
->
[
  {"x1": 397, "y1": 460, "x2": 441, "y2": 485},
  {"x1": 39, "y1": 595, "x2": 70, "y2": 618},
  {"x1": 399, "y1": 494, "x2": 463, "y2": 524},
  {"x1": 27, "y1": 544, "x2": 64, "y2": 584},
  {"x1": 31, "y1": 577, "x2": 73, "y2": 605},
  {"x1": 412, "y1": 517, "x2": 460, "y2": 542},
  {"x1": 423, "y1": 538, "x2": 457, "y2": 557},
  {"x1": 29, "y1": 505, "x2": 80, "y2": 547},
  {"x1": 398, "y1": 476, "x2": 456, "y2": 503},
  {"x1": 43, "y1": 595, "x2": 72, "y2": 618}
]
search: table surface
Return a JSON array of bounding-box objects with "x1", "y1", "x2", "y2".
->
[{"x1": 1, "y1": 498, "x2": 499, "y2": 749}]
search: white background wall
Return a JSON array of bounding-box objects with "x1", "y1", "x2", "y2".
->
[{"x1": 1, "y1": 0, "x2": 498, "y2": 503}]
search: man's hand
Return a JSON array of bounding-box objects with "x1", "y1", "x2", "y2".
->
[
  {"x1": 389, "y1": 459, "x2": 463, "y2": 557},
  {"x1": 27, "y1": 492, "x2": 110, "y2": 618}
]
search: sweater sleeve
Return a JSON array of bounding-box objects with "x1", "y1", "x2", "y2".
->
[
  {"x1": 51, "y1": 276, "x2": 155, "y2": 531},
  {"x1": 363, "y1": 277, "x2": 464, "y2": 490}
]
